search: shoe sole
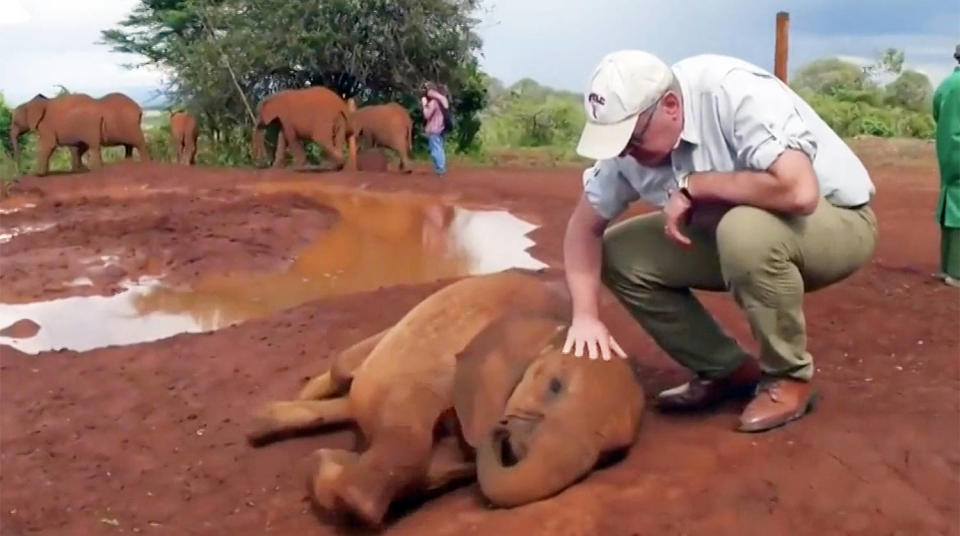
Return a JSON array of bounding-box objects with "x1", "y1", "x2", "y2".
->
[
  {"x1": 736, "y1": 390, "x2": 819, "y2": 433},
  {"x1": 655, "y1": 380, "x2": 760, "y2": 411}
]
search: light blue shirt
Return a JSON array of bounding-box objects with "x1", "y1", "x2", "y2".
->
[{"x1": 582, "y1": 54, "x2": 876, "y2": 220}]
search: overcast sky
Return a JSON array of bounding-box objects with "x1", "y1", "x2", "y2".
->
[{"x1": 0, "y1": 0, "x2": 957, "y2": 106}]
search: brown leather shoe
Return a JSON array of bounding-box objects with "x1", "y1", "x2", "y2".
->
[
  {"x1": 656, "y1": 358, "x2": 762, "y2": 410},
  {"x1": 737, "y1": 377, "x2": 818, "y2": 432}
]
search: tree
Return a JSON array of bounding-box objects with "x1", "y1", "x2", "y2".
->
[
  {"x1": 884, "y1": 70, "x2": 933, "y2": 112},
  {"x1": 791, "y1": 58, "x2": 870, "y2": 95},
  {"x1": 102, "y1": 0, "x2": 489, "y2": 152},
  {"x1": 863, "y1": 47, "x2": 905, "y2": 81},
  {"x1": 0, "y1": 92, "x2": 12, "y2": 155}
]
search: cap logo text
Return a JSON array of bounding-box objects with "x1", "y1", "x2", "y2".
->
[{"x1": 587, "y1": 93, "x2": 606, "y2": 119}]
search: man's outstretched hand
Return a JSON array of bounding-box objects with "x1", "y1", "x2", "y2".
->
[{"x1": 561, "y1": 315, "x2": 627, "y2": 361}]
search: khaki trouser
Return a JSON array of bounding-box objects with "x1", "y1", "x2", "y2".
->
[{"x1": 601, "y1": 199, "x2": 877, "y2": 381}]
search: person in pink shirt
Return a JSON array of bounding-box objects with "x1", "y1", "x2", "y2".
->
[{"x1": 420, "y1": 82, "x2": 449, "y2": 175}]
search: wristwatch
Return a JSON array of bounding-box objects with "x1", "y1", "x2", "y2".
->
[{"x1": 674, "y1": 172, "x2": 693, "y2": 202}]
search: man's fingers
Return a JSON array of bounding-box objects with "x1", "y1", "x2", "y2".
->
[
  {"x1": 610, "y1": 336, "x2": 628, "y2": 358},
  {"x1": 600, "y1": 338, "x2": 612, "y2": 361},
  {"x1": 574, "y1": 338, "x2": 585, "y2": 358},
  {"x1": 587, "y1": 340, "x2": 599, "y2": 360},
  {"x1": 665, "y1": 221, "x2": 692, "y2": 247},
  {"x1": 561, "y1": 331, "x2": 574, "y2": 354}
]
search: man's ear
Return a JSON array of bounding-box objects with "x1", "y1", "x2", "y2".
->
[{"x1": 661, "y1": 91, "x2": 682, "y2": 116}]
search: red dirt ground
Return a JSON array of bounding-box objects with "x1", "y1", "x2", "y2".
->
[{"x1": 1, "y1": 138, "x2": 957, "y2": 535}]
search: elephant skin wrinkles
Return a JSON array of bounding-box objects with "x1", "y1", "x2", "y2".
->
[{"x1": 247, "y1": 270, "x2": 645, "y2": 527}]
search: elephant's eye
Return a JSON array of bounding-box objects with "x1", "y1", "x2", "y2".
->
[{"x1": 548, "y1": 377, "x2": 563, "y2": 395}]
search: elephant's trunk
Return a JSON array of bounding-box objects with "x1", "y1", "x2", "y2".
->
[{"x1": 476, "y1": 420, "x2": 598, "y2": 507}]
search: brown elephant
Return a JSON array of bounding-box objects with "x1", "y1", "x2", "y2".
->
[
  {"x1": 169, "y1": 110, "x2": 198, "y2": 165},
  {"x1": 10, "y1": 92, "x2": 150, "y2": 176},
  {"x1": 246, "y1": 271, "x2": 645, "y2": 527},
  {"x1": 350, "y1": 103, "x2": 413, "y2": 172},
  {"x1": 251, "y1": 86, "x2": 352, "y2": 169}
]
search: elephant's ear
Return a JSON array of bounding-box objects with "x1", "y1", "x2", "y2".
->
[
  {"x1": 453, "y1": 313, "x2": 567, "y2": 447},
  {"x1": 26, "y1": 97, "x2": 48, "y2": 130}
]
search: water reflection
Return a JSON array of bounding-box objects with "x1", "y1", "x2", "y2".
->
[
  {"x1": 0, "y1": 186, "x2": 547, "y2": 354},
  {"x1": 0, "y1": 278, "x2": 205, "y2": 354}
]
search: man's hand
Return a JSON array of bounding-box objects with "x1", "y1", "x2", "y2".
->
[
  {"x1": 561, "y1": 314, "x2": 627, "y2": 361},
  {"x1": 663, "y1": 190, "x2": 693, "y2": 246}
]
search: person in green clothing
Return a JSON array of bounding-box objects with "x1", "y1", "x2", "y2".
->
[{"x1": 933, "y1": 45, "x2": 960, "y2": 288}]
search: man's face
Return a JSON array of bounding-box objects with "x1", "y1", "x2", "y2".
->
[{"x1": 619, "y1": 91, "x2": 683, "y2": 166}]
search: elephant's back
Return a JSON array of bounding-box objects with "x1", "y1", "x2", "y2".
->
[
  {"x1": 49, "y1": 94, "x2": 97, "y2": 111},
  {"x1": 99, "y1": 92, "x2": 140, "y2": 107},
  {"x1": 348, "y1": 272, "x2": 569, "y2": 430},
  {"x1": 273, "y1": 86, "x2": 345, "y2": 108},
  {"x1": 363, "y1": 103, "x2": 411, "y2": 124},
  {"x1": 52, "y1": 96, "x2": 101, "y2": 131},
  {"x1": 170, "y1": 111, "x2": 196, "y2": 132},
  {"x1": 98, "y1": 93, "x2": 143, "y2": 141},
  {"x1": 267, "y1": 87, "x2": 347, "y2": 131},
  {"x1": 99, "y1": 93, "x2": 142, "y2": 119}
]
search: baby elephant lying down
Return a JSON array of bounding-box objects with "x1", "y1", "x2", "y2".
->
[{"x1": 247, "y1": 270, "x2": 646, "y2": 526}]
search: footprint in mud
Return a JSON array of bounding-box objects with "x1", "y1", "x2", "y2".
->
[{"x1": 0, "y1": 318, "x2": 40, "y2": 339}]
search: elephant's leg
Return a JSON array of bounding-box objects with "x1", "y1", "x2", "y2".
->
[
  {"x1": 70, "y1": 145, "x2": 85, "y2": 172},
  {"x1": 398, "y1": 147, "x2": 413, "y2": 173},
  {"x1": 175, "y1": 137, "x2": 187, "y2": 164},
  {"x1": 298, "y1": 327, "x2": 391, "y2": 400},
  {"x1": 425, "y1": 435, "x2": 476, "y2": 492},
  {"x1": 313, "y1": 121, "x2": 344, "y2": 168},
  {"x1": 186, "y1": 137, "x2": 197, "y2": 166},
  {"x1": 133, "y1": 130, "x2": 151, "y2": 161},
  {"x1": 297, "y1": 372, "x2": 337, "y2": 401},
  {"x1": 283, "y1": 126, "x2": 307, "y2": 168},
  {"x1": 271, "y1": 130, "x2": 287, "y2": 168},
  {"x1": 332, "y1": 427, "x2": 434, "y2": 526},
  {"x1": 35, "y1": 136, "x2": 57, "y2": 177},
  {"x1": 247, "y1": 397, "x2": 353, "y2": 445},
  {"x1": 333, "y1": 391, "x2": 444, "y2": 526},
  {"x1": 309, "y1": 448, "x2": 360, "y2": 512},
  {"x1": 87, "y1": 143, "x2": 103, "y2": 170}
]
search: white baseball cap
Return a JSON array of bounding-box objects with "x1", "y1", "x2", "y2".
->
[{"x1": 576, "y1": 50, "x2": 674, "y2": 160}]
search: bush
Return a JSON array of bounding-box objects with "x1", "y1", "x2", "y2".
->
[
  {"x1": 800, "y1": 89, "x2": 934, "y2": 140},
  {"x1": 477, "y1": 78, "x2": 585, "y2": 154}
]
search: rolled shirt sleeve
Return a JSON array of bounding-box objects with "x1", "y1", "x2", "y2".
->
[
  {"x1": 581, "y1": 159, "x2": 639, "y2": 220},
  {"x1": 718, "y1": 69, "x2": 818, "y2": 171}
]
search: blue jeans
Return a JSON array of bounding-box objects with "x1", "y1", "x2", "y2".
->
[{"x1": 427, "y1": 133, "x2": 446, "y2": 175}]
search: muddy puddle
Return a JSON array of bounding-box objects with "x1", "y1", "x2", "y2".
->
[{"x1": 0, "y1": 182, "x2": 548, "y2": 354}]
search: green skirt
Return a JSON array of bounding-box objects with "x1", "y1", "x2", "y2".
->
[{"x1": 942, "y1": 227, "x2": 960, "y2": 278}]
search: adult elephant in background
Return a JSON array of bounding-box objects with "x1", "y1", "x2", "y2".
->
[
  {"x1": 350, "y1": 103, "x2": 413, "y2": 173},
  {"x1": 10, "y1": 92, "x2": 150, "y2": 176},
  {"x1": 251, "y1": 86, "x2": 352, "y2": 170},
  {"x1": 98, "y1": 92, "x2": 151, "y2": 161},
  {"x1": 169, "y1": 110, "x2": 198, "y2": 165}
]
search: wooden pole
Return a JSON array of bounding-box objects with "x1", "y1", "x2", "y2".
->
[
  {"x1": 200, "y1": 6, "x2": 256, "y2": 125},
  {"x1": 346, "y1": 98, "x2": 357, "y2": 171},
  {"x1": 774, "y1": 11, "x2": 789, "y2": 83}
]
